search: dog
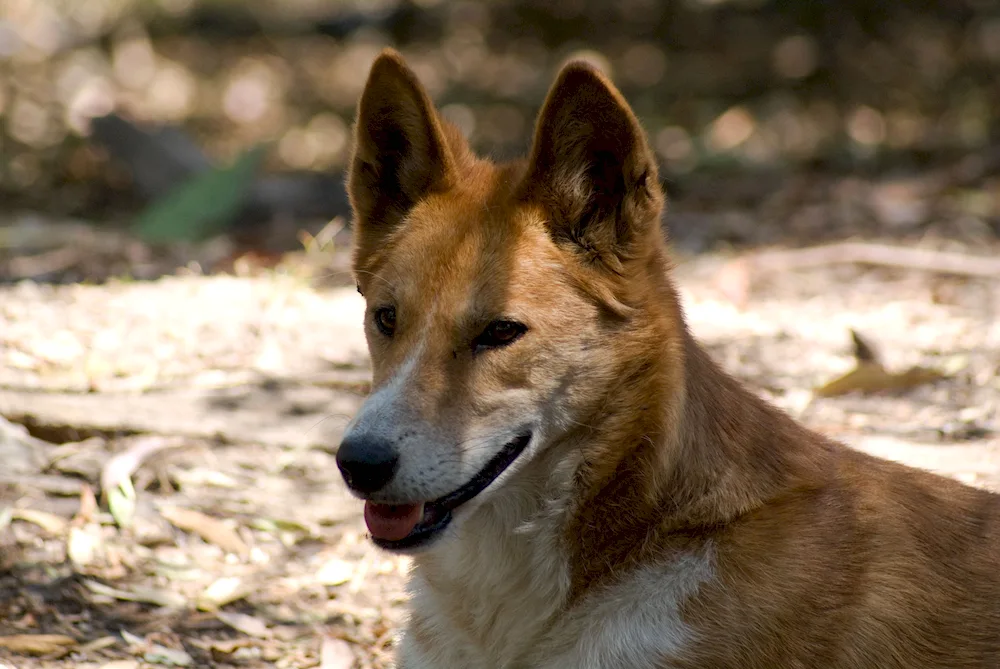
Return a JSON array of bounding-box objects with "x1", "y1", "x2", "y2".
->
[{"x1": 335, "y1": 48, "x2": 1000, "y2": 668}]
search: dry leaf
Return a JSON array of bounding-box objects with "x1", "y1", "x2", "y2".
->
[
  {"x1": 101, "y1": 436, "x2": 185, "y2": 527},
  {"x1": 216, "y1": 611, "x2": 272, "y2": 638},
  {"x1": 67, "y1": 524, "x2": 103, "y2": 567},
  {"x1": 98, "y1": 661, "x2": 140, "y2": 669},
  {"x1": 107, "y1": 477, "x2": 137, "y2": 528},
  {"x1": 173, "y1": 468, "x2": 239, "y2": 489},
  {"x1": 80, "y1": 636, "x2": 119, "y2": 653},
  {"x1": 73, "y1": 483, "x2": 98, "y2": 525},
  {"x1": 120, "y1": 629, "x2": 146, "y2": 647},
  {"x1": 849, "y1": 329, "x2": 881, "y2": 365},
  {"x1": 814, "y1": 330, "x2": 945, "y2": 398},
  {"x1": 814, "y1": 362, "x2": 945, "y2": 398},
  {"x1": 200, "y1": 637, "x2": 258, "y2": 661},
  {"x1": 159, "y1": 506, "x2": 247, "y2": 557},
  {"x1": 197, "y1": 576, "x2": 249, "y2": 610},
  {"x1": 121, "y1": 630, "x2": 193, "y2": 667},
  {"x1": 0, "y1": 634, "x2": 77, "y2": 655},
  {"x1": 84, "y1": 579, "x2": 187, "y2": 608},
  {"x1": 144, "y1": 644, "x2": 194, "y2": 666},
  {"x1": 250, "y1": 517, "x2": 315, "y2": 535},
  {"x1": 10, "y1": 508, "x2": 68, "y2": 535},
  {"x1": 320, "y1": 637, "x2": 355, "y2": 669}
]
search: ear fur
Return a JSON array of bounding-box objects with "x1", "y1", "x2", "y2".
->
[
  {"x1": 520, "y1": 62, "x2": 662, "y2": 272},
  {"x1": 347, "y1": 49, "x2": 456, "y2": 254}
]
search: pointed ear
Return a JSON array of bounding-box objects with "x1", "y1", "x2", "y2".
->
[
  {"x1": 347, "y1": 49, "x2": 456, "y2": 252},
  {"x1": 520, "y1": 62, "x2": 662, "y2": 271}
]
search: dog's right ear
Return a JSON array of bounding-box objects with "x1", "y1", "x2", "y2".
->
[{"x1": 348, "y1": 49, "x2": 456, "y2": 252}]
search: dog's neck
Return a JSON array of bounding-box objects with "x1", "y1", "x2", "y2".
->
[
  {"x1": 565, "y1": 267, "x2": 828, "y2": 597},
  {"x1": 669, "y1": 332, "x2": 826, "y2": 522}
]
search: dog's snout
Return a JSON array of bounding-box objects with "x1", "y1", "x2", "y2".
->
[{"x1": 336, "y1": 433, "x2": 400, "y2": 494}]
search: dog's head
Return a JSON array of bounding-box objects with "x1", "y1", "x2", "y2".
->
[{"x1": 337, "y1": 49, "x2": 680, "y2": 552}]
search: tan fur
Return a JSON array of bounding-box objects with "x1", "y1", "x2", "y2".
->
[{"x1": 345, "y1": 48, "x2": 1000, "y2": 668}]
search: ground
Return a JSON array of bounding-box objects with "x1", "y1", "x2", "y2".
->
[{"x1": 1, "y1": 172, "x2": 999, "y2": 668}]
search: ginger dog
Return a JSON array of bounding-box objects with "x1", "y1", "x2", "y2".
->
[{"x1": 335, "y1": 48, "x2": 1000, "y2": 668}]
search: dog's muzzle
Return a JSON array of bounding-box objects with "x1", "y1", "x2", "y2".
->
[{"x1": 335, "y1": 431, "x2": 533, "y2": 551}]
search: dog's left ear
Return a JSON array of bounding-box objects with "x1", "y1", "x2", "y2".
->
[{"x1": 520, "y1": 62, "x2": 662, "y2": 270}]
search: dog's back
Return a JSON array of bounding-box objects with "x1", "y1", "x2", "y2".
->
[{"x1": 339, "y1": 49, "x2": 1000, "y2": 668}]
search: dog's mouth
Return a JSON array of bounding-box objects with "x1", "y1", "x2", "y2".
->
[{"x1": 364, "y1": 432, "x2": 532, "y2": 551}]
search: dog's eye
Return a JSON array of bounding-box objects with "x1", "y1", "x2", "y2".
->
[
  {"x1": 475, "y1": 320, "x2": 527, "y2": 351},
  {"x1": 373, "y1": 306, "x2": 396, "y2": 337}
]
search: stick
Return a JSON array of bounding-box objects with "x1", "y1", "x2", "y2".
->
[{"x1": 743, "y1": 242, "x2": 1000, "y2": 279}]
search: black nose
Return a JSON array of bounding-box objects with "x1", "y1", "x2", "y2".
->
[{"x1": 335, "y1": 434, "x2": 400, "y2": 494}]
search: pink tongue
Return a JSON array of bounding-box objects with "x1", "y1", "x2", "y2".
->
[{"x1": 364, "y1": 502, "x2": 424, "y2": 541}]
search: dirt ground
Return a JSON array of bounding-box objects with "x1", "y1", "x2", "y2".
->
[{"x1": 1, "y1": 173, "x2": 1000, "y2": 668}]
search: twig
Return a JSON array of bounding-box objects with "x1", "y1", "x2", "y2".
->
[
  {"x1": 743, "y1": 242, "x2": 1000, "y2": 279},
  {"x1": 7, "y1": 247, "x2": 86, "y2": 280}
]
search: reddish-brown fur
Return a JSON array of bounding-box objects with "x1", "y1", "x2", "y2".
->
[{"x1": 346, "y1": 48, "x2": 1000, "y2": 668}]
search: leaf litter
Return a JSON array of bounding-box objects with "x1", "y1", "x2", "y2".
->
[{"x1": 0, "y1": 634, "x2": 77, "y2": 656}]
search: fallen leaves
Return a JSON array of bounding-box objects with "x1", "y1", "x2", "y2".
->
[
  {"x1": 101, "y1": 436, "x2": 186, "y2": 528},
  {"x1": 84, "y1": 578, "x2": 188, "y2": 609},
  {"x1": 814, "y1": 363, "x2": 946, "y2": 398},
  {"x1": 121, "y1": 630, "x2": 193, "y2": 667},
  {"x1": 814, "y1": 330, "x2": 946, "y2": 398},
  {"x1": 0, "y1": 426, "x2": 390, "y2": 667},
  {"x1": 67, "y1": 523, "x2": 104, "y2": 567},
  {"x1": 216, "y1": 611, "x2": 272, "y2": 638},
  {"x1": 159, "y1": 506, "x2": 248, "y2": 558},
  {"x1": 197, "y1": 636, "x2": 263, "y2": 664},
  {"x1": 9, "y1": 508, "x2": 68, "y2": 535},
  {"x1": 196, "y1": 576, "x2": 251, "y2": 611},
  {"x1": 0, "y1": 634, "x2": 77, "y2": 656}
]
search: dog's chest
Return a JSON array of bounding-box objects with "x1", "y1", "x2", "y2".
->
[
  {"x1": 404, "y1": 520, "x2": 570, "y2": 668},
  {"x1": 400, "y1": 523, "x2": 715, "y2": 669}
]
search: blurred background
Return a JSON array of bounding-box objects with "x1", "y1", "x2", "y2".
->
[{"x1": 2, "y1": 0, "x2": 999, "y2": 282}]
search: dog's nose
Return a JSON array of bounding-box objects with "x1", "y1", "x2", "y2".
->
[{"x1": 335, "y1": 434, "x2": 400, "y2": 494}]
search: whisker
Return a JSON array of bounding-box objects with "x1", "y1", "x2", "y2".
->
[{"x1": 307, "y1": 413, "x2": 354, "y2": 436}]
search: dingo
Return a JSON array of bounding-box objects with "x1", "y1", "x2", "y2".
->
[{"x1": 336, "y1": 49, "x2": 1000, "y2": 668}]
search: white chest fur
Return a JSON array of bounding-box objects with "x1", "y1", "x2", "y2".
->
[
  {"x1": 397, "y1": 501, "x2": 715, "y2": 669},
  {"x1": 400, "y1": 495, "x2": 571, "y2": 668}
]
